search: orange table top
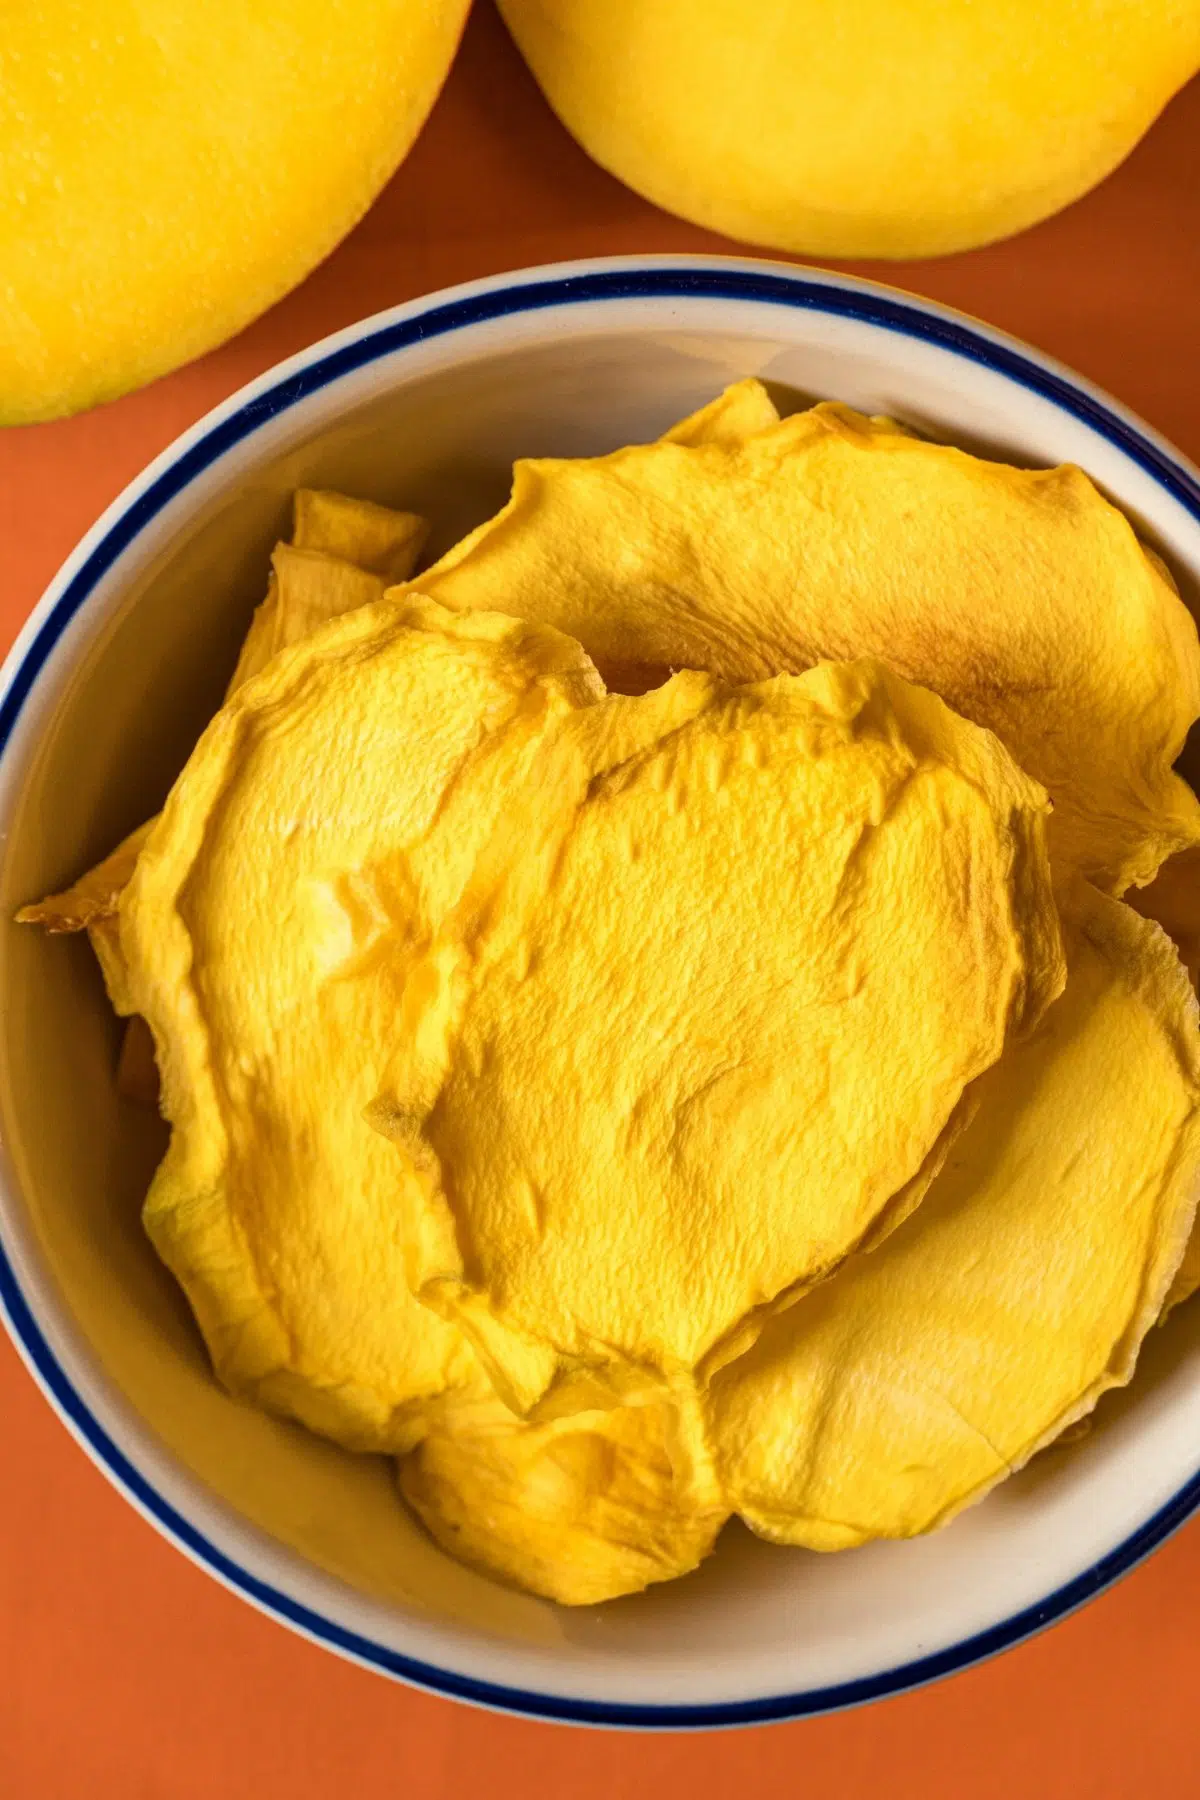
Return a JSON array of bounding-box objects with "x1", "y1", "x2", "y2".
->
[{"x1": 3, "y1": 8, "x2": 1199, "y2": 1794}]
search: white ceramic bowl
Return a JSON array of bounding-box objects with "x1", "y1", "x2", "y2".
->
[{"x1": 3, "y1": 256, "x2": 1200, "y2": 1729}]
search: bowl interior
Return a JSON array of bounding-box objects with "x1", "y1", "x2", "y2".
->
[{"x1": 3, "y1": 279, "x2": 1200, "y2": 1714}]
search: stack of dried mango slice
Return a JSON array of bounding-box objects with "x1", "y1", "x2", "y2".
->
[{"x1": 24, "y1": 383, "x2": 1200, "y2": 1605}]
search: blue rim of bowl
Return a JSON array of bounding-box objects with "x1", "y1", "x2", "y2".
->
[{"x1": 2, "y1": 258, "x2": 1200, "y2": 1730}]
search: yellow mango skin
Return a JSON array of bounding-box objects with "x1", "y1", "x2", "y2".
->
[
  {"x1": 120, "y1": 598, "x2": 604, "y2": 1451},
  {"x1": 499, "y1": 1, "x2": 1200, "y2": 259},
  {"x1": 400, "y1": 1391, "x2": 727, "y2": 1605},
  {"x1": 379, "y1": 659, "x2": 1063, "y2": 1418},
  {"x1": 402, "y1": 399, "x2": 1200, "y2": 894},
  {"x1": 0, "y1": 2, "x2": 471, "y2": 423},
  {"x1": 707, "y1": 884, "x2": 1200, "y2": 1550}
]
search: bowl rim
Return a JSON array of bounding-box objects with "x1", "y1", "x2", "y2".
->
[{"x1": 3, "y1": 252, "x2": 1200, "y2": 1730}]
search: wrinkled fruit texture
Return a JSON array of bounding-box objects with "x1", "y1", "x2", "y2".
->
[
  {"x1": 708, "y1": 883, "x2": 1200, "y2": 1548},
  {"x1": 27, "y1": 469, "x2": 752, "y2": 1601},
  {"x1": 377, "y1": 660, "x2": 1063, "y2": 1416},
  {"x1": 21, "y1": 384, "x2": 1200, "y2": 1605},
  {"x1": 400, "y1": 1389, "x2": 725, "y2": 1605},
  {"x1": 120, "y1": 598, "x2": 603, "y2": 1451},
  {"x1": 0, "y1": 1, "x2": 471, "y2": 422},
  {"x1": 498, "y1": 0, "x2": 1200, "y2": 259},
  {"x1": 20, "y1": 489, "x2": 431, "y2": 1016},
  {"x1": 16, "y1": 393, "x2": 754, "y2": 950},
  {"x1": 1133, "y1": 846, "x2": 1200, "y2": 1310},
  {"x1": 402, "y1": 394, "x2": 1200, "y2": 894}
]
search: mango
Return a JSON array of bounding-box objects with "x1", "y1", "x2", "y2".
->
[
  {"x1": 1, "y1": 1, "x2": 470, "y2": 422},
  {"x1": 403, "y1": 393, "x2": 1200, "y2": 894},
  {"x1": 118, "y1": 597, "x2": 603, "y2": 1449},
  {"x1": 708, "y1": 883, "x2": 1200, "y2": 1548},
  {"x1": 376, "y1": 659, "x2": 1064, "y2": 1417},
  {"x1": 24, "y1": 386, "x2": 1200, "y2": 1605},
  {"x1": 400, "y1": 1390, "x2": 726, "y2": 1604},
  {"x1": 498, "y1": 0, "x2": 1200, "y2": 258},
  {"x1": 21, "y1": 489, "x2": 429, "y2": 954},
  {"x1": 1130, "y1": 845, "x2": 1200, "y2": 1312}
]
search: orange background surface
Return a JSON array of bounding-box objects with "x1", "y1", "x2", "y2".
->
[{"x1": 2, "y1": 7, "x2": 1200, "y2": 1794}]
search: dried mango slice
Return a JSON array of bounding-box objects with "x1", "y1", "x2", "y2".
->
[
  {"x1": 21, "y1": 496, "x2": 431, "y2": 1043},
  {"x1": 18, "y1": 819, "x2": 154, "y2": 1027},
  {"x1": 400, "y1": 399, "x2": 1200, "y2": 893},
  {"x1": 1128, "y1": 846, "x2": 1200, "y2": 1312},
  {"x1": 291, "y1": 489, "x2": 429, "y2": 580},
  {"x1": 17, "y1": 393, "x2": 757, "y2": 946},
  {"x1": 18, "y1": 820, "x2": 153, "y2": 936},
  {"x1": 226, "y1": 543, "x2": 388, "y2": 693},
  {"x1": 572, "y1": 380, "x2": 786, "y2": 698},
  {"x1": 119, "y1": 597, "x2": 604, "y2": 1449},
  {"x1": 376, "y1": 659, "x2": 1063, "y2": 1418},
  {"x1": 230, "y1": 493, "x2": 436, "y2": 694},
  {"x1": 706, "y1": 883, "x2": 1200, "y2": 1549},
  {"x1": 660, "y1": 376, "x2": 780, "y2": 448},
  {"x1": 399, "y1": 1390, "x2": 726, "y2": 1605},
  {"x1": 86, "y1": 914, "x2": 139, "y2": 1019}
]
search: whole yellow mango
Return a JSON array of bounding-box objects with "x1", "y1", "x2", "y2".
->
[
  {"x1": 498, "y1": 0, "x2": 1200, "y2": 258},
  {"x1": 0, "y1": 1, "x2": 470, "y2": 423}
]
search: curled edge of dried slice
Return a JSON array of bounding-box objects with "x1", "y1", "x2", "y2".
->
[
  {"x1": 120, "y1": 596, "x2": 606, "y2": 1450},
  {"x1": 17, "y1": 489, "x2": 433, "y2": 1099},
  {"x1": 705, "y1": 882, "x2": 1200, "y2": 1550},
  {"x1": 396, "y1": 397, "x2": 1200, "y2": 895},
  {"x1": 15, "y1": 387, "x2": 770, "y2": 1029},
  {"x1": 398, "y1": 1386, "x2": 727, "y2": 1606}
]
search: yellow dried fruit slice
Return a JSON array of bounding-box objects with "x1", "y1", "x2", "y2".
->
[
  {"x1": 706, "y1": 883, "x2": 1200, "y2": 1550},
  {"x1": 1128, "y1": 846, "x2": 1200, "y2": 1312},
  {"x1": 230, "y1": 495, "x2": 434, "y2": 694},
  {"x1": 119, "y1": 597, "x2": 603, "y2": 1449},
  {"x1": 399, "y1": 1390, "x2": 726, "y2": 1605},
  {"x1": 291, "y1": 489, "x2": 429, "y2": 580},
  {"x1": 18, "y1": 820, "x2": 152, "y2": 937},
  {"x1": 600, "y1": 381, "x2": 784, "y2": 695},
  {"x1": 1, "y1": 1, "x2": 472, "y2": 422},
  {"x1": 22, "y1": 493, "x2": 429, "y2": 989},
  {"x1": 226, "y1": 543, "x2": 388, "y2": 693},
  {"x1": 400, "y1": 399, "x2": 1200, "y2": 893},
  {"x1": 87, "y1": 913, "x2": 139, "y2": 1020},
  {"x1": 660, "y1": 376, "x2": 780, "y2": 448},
  {"x1": 376, "y1": 659, "x2": 1063, "y2": 1418},
  {"x1": 18, "y1": 819, "x2": 153, "y2": 1021}
]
